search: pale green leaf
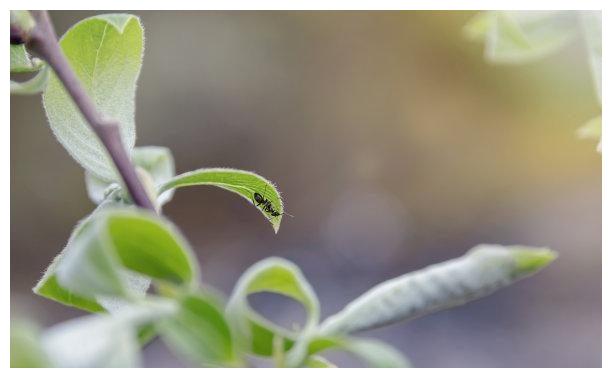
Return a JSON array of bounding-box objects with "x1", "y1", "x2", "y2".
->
[
  {"x1": 52, "y1": 208, "x2": 198, "y2": 301},
  {"x1": 226, "y1": 257, "x2": 319, "y2": 364},
  {"x1": 305, "y1": 336, "x2": 410, "y2": 368},
  {"x1": 11, "y1": 66, "x2": 50, "y2": 95},
  {"x1": 340, "y1": 338, "x2": 410, "y2": 368},
  {"x1": 85, "y1": 146, "x2": 175, "y2": 206},
  {"x1": 470, "y1": 11, "x2": 577, "y2": 64},
  {"x1": 10, "y1": 321, "x2": 50, "y2": 368},
  {"x1": 41, "y1": 299, "x2": 176, "y2": 368},
  {"x1": 320, "y1": 244, "x2": 556, "y2": 335},
  {"x1": 34, "y1": 199, "x2": 120, "y2": 313},
  {"x1": 10, "y1": 44, "x2": 43, "y2": 73},
  {"x1": 580, "y1": 11, "x2": 602, "y2": 105},
  {"x1": 159, "y1": 292, "x2": 242, "y2": 367},
  {"x1": 303, "y1": 355, "x2": 337, "y2": 368},
  {"x1": 42, "y1": 13, "x2": 144, "y2": 181},
  {"x1": 159, "y1": 168, "x2": 286, "y2": 233}
]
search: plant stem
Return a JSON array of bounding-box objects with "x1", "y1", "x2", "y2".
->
[{"x1": 20, "y1": 10, "x2": 156, "y2": 211}]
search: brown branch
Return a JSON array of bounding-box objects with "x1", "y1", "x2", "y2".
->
[{"x1": 18, "y1": 10, "x2": 156, "y2": 211}]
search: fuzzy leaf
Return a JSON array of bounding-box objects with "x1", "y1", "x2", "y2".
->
[
  {"x1": 158, "y1": 168, "x2": 286, "y2": 232},
  {"x1": 159, "y1": 293, "x2": 241, "y2": 367},
  {"x1": 320, "y1": 244, "x2": 556, "y2": 335},
  {"x1": 42, "y1": 13, "x2": 144, "y2": 181},
  {"x1": 51, "y1": 208, "x2": 198, "y2": 302},
  {"x1": 11, "y1": 66, "x2": 50, "y2": 95},
  {"x1": 34, "y1": 199, "x2": 120, "y2": 312},
  {"x1": 10, "y1": 44, "x2": 42, "y2": 73},
  {"x1": 41, "y1": 299, "x2": 176, "y2": 367},
  {"x1": 226, "y1": 257, "x2": 319, "y2": 364},
  {"x1": 86, "y1": 146, "x2": 176, "y2": 206}
]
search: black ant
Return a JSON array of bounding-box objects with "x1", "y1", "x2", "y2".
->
[{"x1": 253, "y1": 186, "x2": 292, "y2": 218}]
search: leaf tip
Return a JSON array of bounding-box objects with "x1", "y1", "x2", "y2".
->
[{"x1": 510, "y1": 246, "x2": 558, "y2": 275}]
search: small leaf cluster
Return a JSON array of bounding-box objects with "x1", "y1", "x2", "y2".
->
[{"x1": 11, "y1": 12, "x2": 557, "y2": 368}]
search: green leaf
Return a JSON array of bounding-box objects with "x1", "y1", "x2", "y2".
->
[
  {"x1": 10, "y1": 66, "x2": 50, "y2": 95},
  {"x1": 340, "y1": 338, "x2": 410, "y2": 368},
  {"x1": 85, "y1": 146, "x2": 176, "y2": 206},
  {"x1": 320, "y1": 244, "x2": 556, "y2": 335},
  {"x1": 10, "y1": 321, "x2": 50, "y2": 368},
  {"x1": 41, "y1": 299, "x2": 176, "y2": 367},
  {"x1": 580, "y1": 11, "x2": 601, "y2": 105},
  {"x1": 303, "y1": 355, "x2": 337, "y2": 368},
  {"x1": 55, "y1": 208, "x2": 199, "y2": 300},
  {"x1": 305, "y1": 336, "x2": 410, "y2": 368},
  {"x1": 42, "y1": 13, "x2": 144, "y2": 181},
  {"x1": 10, "y1": 44, "x2": 43, "y2": 73},
  {"x1": 468, "y1": 11, "x2": 577, "y2": 64},
  {"x1": 158, "y1": 292, "x2": 242, "y2": 367},
  {"x1": 33, "y1": 199, "x2": 120, "y2": 313},
  {"x1": 226, "y1": 257, "x2": 319, "y2": 365},
  {"x1": 158, "y1": 168, "x2": 286, "y2": 233}
]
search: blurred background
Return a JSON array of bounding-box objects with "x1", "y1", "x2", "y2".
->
[{"x1": 11, "y1": 11, "x2": 601, "y2": 367}]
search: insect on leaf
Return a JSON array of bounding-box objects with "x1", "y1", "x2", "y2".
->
[{"x1": 158, "y1": 168, "x2": 286, "y2": 233}]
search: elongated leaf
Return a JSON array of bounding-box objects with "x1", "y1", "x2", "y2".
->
[
  {"x1": 467, "y1": 11, "x2": 577, "y2": 64},
  {"x1": 320, "y1": 244, "x2": 556, "y2": 335},
  {"x1": 10, "y1": 321, "x2": 50, "y2": 368},
  {"x1": 42, "y1": 14, "x2": 144, "y2": 181},
  {"x1": 86, "y1": 146, "x2": 175, "y2": 206},
  {"x1": 159, "y1": 293, "x2": 242, "y2": 367},
  {"x1": 41, "y1": 299, "x2": 176, "y2": 367},
  {"x1": 226, "y1": 257, "x2": 319, "y2": 364},
  {"x1": 158, "y1": 168, "x2": 286, "y2": 233}
]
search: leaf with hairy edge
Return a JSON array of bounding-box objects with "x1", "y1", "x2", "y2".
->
[
  {"x1": 158, "y1": 293, "x2": 242, "y2": 367},
  {"x1": 33, "y1": 199, "x2": 120, "y2": 313},
  {"x1": 54, "y1": 209, "x2": 198, "y2": 301},
  {"x1": 320, "y1": 244, "x2": 556, "y2": 335},
  {"x1": 10, "y1": 44, "x2": 43, "y2": 73},
  {"x1": 11, "y1": 66, "x2": 50, "y2": 95},
  {"x1": 158, "y1": 168, "x2": 286, "y2": 233},
  {"x1": 41, "y1": 299, "x2": 176, "y2": 368},
  {"x1": 42, "y1": 14, "x2": 144, "y2": 181},
  {"x1": 226, "y1": 258, "x2": 319, "y2": 366},
  {"x1": 86, "y1": 146, "x2": 176, "y2": 206}
]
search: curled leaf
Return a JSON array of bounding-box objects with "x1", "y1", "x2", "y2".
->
[{"x1": 320, "y1": 244, "x2": 556, "y2": 335}]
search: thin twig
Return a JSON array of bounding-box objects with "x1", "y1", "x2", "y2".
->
[{"x1": 18, "y1": 10, "x2": 156, "y2": 211}]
